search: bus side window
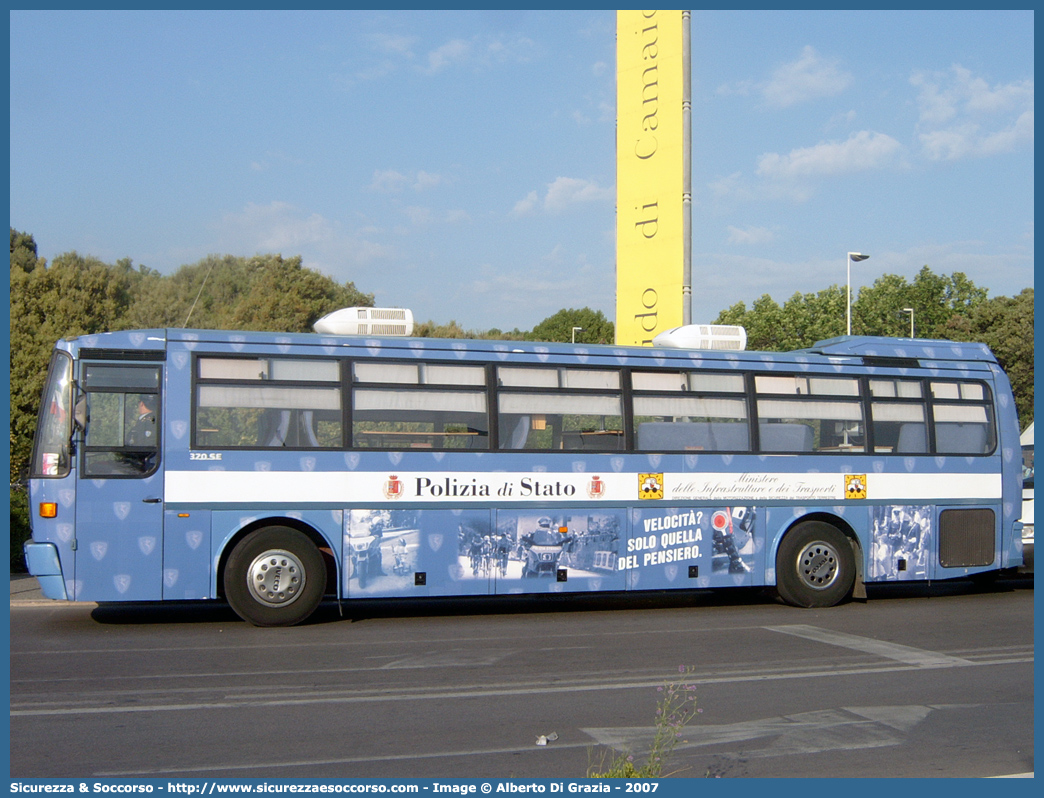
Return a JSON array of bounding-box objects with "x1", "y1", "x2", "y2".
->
[
  {"x1": 81, "y1": 364, "x2": 162, "y2": 477},
  {"x1": 754, "y1": 375, "x2": 864, "y2": 453},
  {"x1": 496, "y1": 366, "x2": 624, "y2": 452},
  {"x1": 896, "y1": 423, "x2": 928, "y2": 453}
]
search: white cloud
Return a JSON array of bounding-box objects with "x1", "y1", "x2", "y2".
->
[
  {"x1": 718, "y1": 46, "x2": 851, "y2": 108},
  {"x1": 426, "y1": 39, "x2": 471, "y2": 73},
  {"x1": 756, "y1": 131, "x2": 903, "y2": 179},
  {"x1": 707, "y1": 172, "x2": 814, "y2": 204},
  {"x1": 403, "y1": 206, "x2": 432, "y2": 226},
  {"x1": 912, "y1": 65, "x2": 1034, "y2": 160},
  {"x1": 413, "y1": 170, "x2": 443, "y2": 191},
  {"x1": 762, "y1": 46, "x2": 852, "y2": 108},
  {"x1": 514, "y1": 177, "x2": 613, "y2": 216},
  {"x1": 370, "y1": 169, "x2": 446, "y2": 194},
  {"x1": 370, "y1": 169, "x2": 410, "y2": 193},
  {"x1": 511, "y1": 190, "x2": 540, "y2": 217},
  {"x1": 545, "y1": 177, "x2": 612, "y2": 211},
  {"x1": 370, "y1": 33, "x2": 417, "y2": 58},
  {"x1": 214, "y1": 202, "x2": 394, "y2": 279},
  {"x1": 219, "y1": 201, "x2": 335, "y2": 251},
  {"x1": 444, "y1": 209, "x2": 471, "y2": 224},
  {"x1": 466, "y1": 255, "x2": 613, "y2": 325},
  {"x1": 726, "y1": 225, "x2": 776, "y2": 246}
]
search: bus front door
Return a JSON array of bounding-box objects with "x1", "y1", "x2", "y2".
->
[{"x1": 73, "y1": 362, "x2": 165, "y2": 602}]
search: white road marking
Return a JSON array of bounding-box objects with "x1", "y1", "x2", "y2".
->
[{"x1": 765, "y1": 624, "x2": 974, "y2": 667}]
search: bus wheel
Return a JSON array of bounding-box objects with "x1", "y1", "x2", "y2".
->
[
  {"x1": 224, "y1": 527, "x2": 327, "y2": 626},
  {"x1": 776, "y1": 521, "x2": 855, "y2": 608}
]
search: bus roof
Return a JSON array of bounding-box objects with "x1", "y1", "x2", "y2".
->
[{"x1": 60, "y1": 328, "x2": 999, "y2": 371}]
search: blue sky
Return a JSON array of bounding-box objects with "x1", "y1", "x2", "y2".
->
[{"x1": 9, "y1": 10, "x2": 1034, "y2": 332}]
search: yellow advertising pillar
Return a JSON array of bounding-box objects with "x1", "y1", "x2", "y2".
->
[{"x1": 616, "y1": 10, "x2": 690, "y2": 346}]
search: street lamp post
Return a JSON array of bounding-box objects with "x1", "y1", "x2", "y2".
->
[
  {"x1": 571, "y1": 327, "x2": 583, "y2": 344},
  {"x1": 846, "y1": 252, "x2": 870, "y2": 335},
  {"x1": 902, "y1": 307, "x2": 915, "y2": 338}
]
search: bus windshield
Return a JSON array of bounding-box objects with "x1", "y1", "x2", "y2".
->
[{"x1": 30, "y1": 352, "x2": 73, "y2": 479}]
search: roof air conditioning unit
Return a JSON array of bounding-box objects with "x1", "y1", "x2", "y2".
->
[
  {"x1": 313, "y1": 307, "x2": 415, "y2": 336},
  {"x1": 652, "y1": 324, "x2": 747, "y2": 351}
]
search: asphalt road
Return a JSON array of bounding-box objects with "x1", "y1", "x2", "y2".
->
[{"x1": 9, "y1": 575, "x2": 1034, "y2": 779}]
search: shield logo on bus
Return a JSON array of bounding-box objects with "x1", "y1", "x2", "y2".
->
[
  {"x1": 588, "y1": 476, "x2": 605, "y2": 499},
  {"x1": 384, "y1": 475, "x2": 404, "y2": 500}
]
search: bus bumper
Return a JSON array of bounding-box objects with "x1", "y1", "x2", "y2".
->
[{"x1": 23, "y1": 542, "x2": 69, "y2": 600}]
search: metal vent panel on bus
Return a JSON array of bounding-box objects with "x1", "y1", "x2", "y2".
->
[
  {"x1": 938, "y1": 508, "x2": 996, "y2": 568},
  {"x1": 79, "y1": 348, "x2": 166, "y2": 362}
]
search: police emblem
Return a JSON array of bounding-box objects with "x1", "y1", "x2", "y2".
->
[
  {"x1": 384, "y1": 474, "x2": 404, "y2": 500},
  {"x1": 588, "y1": 475, "x2": 605, "y2": 498}
]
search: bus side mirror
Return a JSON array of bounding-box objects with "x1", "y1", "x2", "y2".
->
[{"x1": 74, "y1": 394, "x2": 88, "y2": 432}]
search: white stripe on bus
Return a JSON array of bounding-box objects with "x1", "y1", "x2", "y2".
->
[{"x1": 164, "y1": 469, "x2": 1002, "y2": 505}]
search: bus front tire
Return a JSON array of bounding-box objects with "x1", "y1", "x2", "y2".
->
[
  {"x1": 224, "y1": 527, "x2": 327, "y2": 627},
  {"x1": 775, "y1": 521, "x2": 855, "y2": 608}
]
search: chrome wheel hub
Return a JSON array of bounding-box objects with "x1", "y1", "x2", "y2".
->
[
  {"x1": 796, "y1": 541, "x2": 840, "y2": 590},
  {"x1": 246, "y1": 549, "x2": 305, "y2": 607}
]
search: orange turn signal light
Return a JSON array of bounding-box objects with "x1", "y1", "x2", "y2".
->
[{"x1": 39, "y1": 502, "x2": 58, "y2": 519}]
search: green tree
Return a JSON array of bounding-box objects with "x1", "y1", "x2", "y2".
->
[
  {"x1": 528, "y1": 307, "x2": 614, "y2": 344},
  {"x1": 10, "y1": 250, "x2": 147, "y2": 477},
  {"x1": 714, "y1": 266, "x2": 1032, "y2": 432},
  {"x1": 853, "y1": 267, "x2": 988, "y2": 339},
  {"x1": 125, "y1": 254, "x2": 374, "y2": 332},
  {"x1": 944, "y1": 288, "x2": 1034, "y2": 429},
  {"x1": 9, "y1": 239, "x2": 378, "y2": 569},
  {"x1": 413, "y1": 319, "x2": 471, "y2": 339},
  {"x1": 716, "y1": 294, "x2": 788, "y2": 350},
  {"x1": 228, "y1": 255, "x2": 374, "y2": 332},
  {"x1": 779, "y1": 285, "x2": 848, "y2": 348},
  {"x1": 10, "y1": 228, "x2": 42, "y2": 273},
  {"x1": 9, "y1": 244, "x2": 152, "y2": 568}
]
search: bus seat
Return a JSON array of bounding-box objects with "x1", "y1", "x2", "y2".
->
[
  {"x1": 258, "y1": 409, "x2": 292, "y2": 447},
  {"x1": 936, "y1": 423, "x2": 988, "y2": 454},
  {"x1": 896, "y1": 423, "x2": 928, "y2": 453},
  {"x1": 299, "y1": 410, "x2": 320, "y2": 447},
  {"x1": 637, "y1": 422, "x2": 714, "y2": 451},
  {"x1": 759, "y1": 423, "x2": 814, "y2": 452},
  {"x1": 501, "y1": 416, "x2": 530, "y2": 449},
  {"x1": 463, "y1": 429, "x2": 489, "y2": 450},
  {"x1": 709, "y1": 422, "x2": 750, "y2": 451}
]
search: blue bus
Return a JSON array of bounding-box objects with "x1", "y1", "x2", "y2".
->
[{"x1": 25, "y1": 325, "x2": 1024, "y2": 626}]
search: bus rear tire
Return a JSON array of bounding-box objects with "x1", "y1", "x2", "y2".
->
[
  {"x1": 776, "y1": 521, "x2": 855, "y2": 608},
  {"x1": 224, "y1": 526, "x2": 327, "y2": 627}
]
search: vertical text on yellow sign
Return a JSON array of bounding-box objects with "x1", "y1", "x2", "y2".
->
[{"x1": 616, "y1": 10, "x2": 685, "y2": 346}]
